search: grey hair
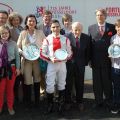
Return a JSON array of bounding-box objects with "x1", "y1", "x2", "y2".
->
[{"x1": 72, "y1": 22, "x2": 83, "y2": 31}]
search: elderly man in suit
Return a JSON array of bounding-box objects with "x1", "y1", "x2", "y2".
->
[
  {"x1": 65, "y1": 22, "x2": 91, "y2": 112},
  {"x1": 88, "y1": 8, "x2": 116, "y2": 109}
]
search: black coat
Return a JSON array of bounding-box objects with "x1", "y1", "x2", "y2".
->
[
  {"x1": 88, "y1": 22, "x2": 116, "y2": 68},
  {"x1": 66, "y1": 32, "x2": 91, "y2": 67}
]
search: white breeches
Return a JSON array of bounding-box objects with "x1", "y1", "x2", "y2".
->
[{"x1": 46, "y1": 62, "x2": 66, "y2": 93}]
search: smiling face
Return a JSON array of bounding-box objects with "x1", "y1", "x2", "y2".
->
[
  {"x1": 115, "y1": 25, "x2": 120, "y2": 36},
  {"x1": 43, "y1": 14, "x2": 52, "y2": 26},
  {"x1": 51, "y1": 22, "x2": 61, "y2": 36},
  {"x1": 96, "y1": 10, "x2": 106, "y2": 25},
  {"x1": 72, "y1": 22, "x2": 82, "y2": 38},
  {"x1": 0, "y1": 13, "x2": 8, "y2": 26},
  {"x1": 63, "y1": 19, "x2": 72, "y2": 29},
  {"x1": 26, "y1": 17, "x2": 37, "y2": 30},
  {"x1": 115, "y1": 19, "x2": 120, "y2": 36},
  {"x1": 12, "y1": 16, "x2": 21, "y2": 27},
  {"x1": 0, "y1": 27, "x2": 10, "y2": 41}
]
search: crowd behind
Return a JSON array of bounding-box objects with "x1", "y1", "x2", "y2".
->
[{"x1": 0, "y1": 8, "x2": 120, "y2": 116}]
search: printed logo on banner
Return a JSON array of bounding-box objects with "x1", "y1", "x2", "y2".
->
[
  {"x1": 34, "y1": 5, "x2": 77, "y2": 23},
  {"x1": 35, "y1": 6, "x2": 45, "y2": 18},
  {"x1": 0, "y1": 3, "x2": 13, "y2": 14},
  {"x1": 106, "y1": 7, "x2": 120, "y2": 17}
]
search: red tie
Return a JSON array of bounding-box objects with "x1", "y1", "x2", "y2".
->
[
  {"x1": 76, "y1": 37, "x2": 80, "y2": 48},
  {"x1": 99, "y1": 26, "x2": 104, "y2": 35}
]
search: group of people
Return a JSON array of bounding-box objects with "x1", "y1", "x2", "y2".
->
[{"x1": 0, "y1": 8, "x2": 120, "y2": 116}]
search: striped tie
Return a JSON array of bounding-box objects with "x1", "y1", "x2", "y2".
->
[
  {"x1": 76, "y1": 37, "x2": 80, "y2": 48},
  {"x1": 99, "y1": 26, "x2": 104, "y2": 35}
]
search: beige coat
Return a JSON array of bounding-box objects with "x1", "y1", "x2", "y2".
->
[
  {"x1": 17, "y1": 29, "x2": 45, "y2": 50},
  {"x1": 17, "y1": 29, "x2": 45, "y2": 74}
]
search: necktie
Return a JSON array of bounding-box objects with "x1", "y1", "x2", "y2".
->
[
  {"x1": 45, "y1": 26, "x2": 50, "y2": 36},
  {"x1": 99, "y1": 26, "x2": 104, "y2": 36},
  {"x1": 76, "y1": 37, "x2": 80, "y2": 48}
]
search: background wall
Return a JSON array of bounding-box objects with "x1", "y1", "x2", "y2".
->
[{"x1": 0, "y1": 0, "x2": 120, "y2": 79}]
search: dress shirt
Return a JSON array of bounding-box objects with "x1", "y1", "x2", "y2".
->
[
  {"x1": 27, "y1": 33, "x2": 36, "y2": 43},
  {"x1": 98, "y1": 23, "x2": 105, "y2": 33},
  {"x1": 44, "y1": 25, "x2": 51, "y2": 36}
]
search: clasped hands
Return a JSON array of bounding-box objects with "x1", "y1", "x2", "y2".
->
[{"x1": 50, "y1": 57, "x2": 67, "y2": 63}]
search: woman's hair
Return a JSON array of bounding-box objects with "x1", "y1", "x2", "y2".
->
[
  {"x1": 62, "y1": 13, "x2": 72, "y2": 25},
  {"x1": 0, "y1": 26, "x2": 11, "y2": 40},
  {"x1": 24, "y1": 14, "x2": 37, "y2": 30},
  {"x1": 115, "y1": 19, "x2": 120, "y2": 27},
  {"x1": 8, "y1": 12, "x2": 23, "y2": 26}
]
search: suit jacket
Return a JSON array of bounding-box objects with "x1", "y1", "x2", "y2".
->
[
  {"x1": 38, "y1": 24, "x2": 51, "y2": 37},
  {"x1": 88, "y1": 22, "x2": 116, "y2": 68},
  {"x1": 66, "y1": 32, "x2": 91, "y2": 67}
]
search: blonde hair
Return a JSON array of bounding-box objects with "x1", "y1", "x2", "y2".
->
[
  {"x1": 115, "y1": 19, "x2": 120, "y2": 27},
  {"x1": 8, "y1": 12, "x2": 23, "y2": 26},
  {"x1": 0, "y1": 26, "x2": 11, "y2": 39},
  {"x1": 62, "y1": 13, "x2": 72, "y2": 25}
]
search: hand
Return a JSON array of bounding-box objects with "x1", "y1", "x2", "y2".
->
[
  {"x1": 108, "y1": 55, "x2": 112, "y2": 58},
  {"x1": 62, "y1": 57, "x2": 68, "y2": 62},
  {"x1": 50, "y1": 57, "x2": 61, "y2": 63},
  {"x1": 50, "y1": 57, "x2": 55, "y2": 63},
  {"x1": 20, "y1": 52, "x2": 25, "y2": 58},
  {"x1": 19, "y1": 50, "x2": 25, "y2": 58},
  {"x1": 19, "y1": 49, "x2": 23, "y2": 55},
  {"x1": 88, "y1": 61, "x2": 92, "y2": 68},
  {"x1": 16, "y1": 69, "x2": 21, "y2": 76}
]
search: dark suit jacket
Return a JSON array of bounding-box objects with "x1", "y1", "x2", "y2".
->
[
  {"x1": 66, "y1": 32, "x2": 91, "y2": 67},
  {"x1": 88, "y1": 22, "x2": 116, "y2": 68}
]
